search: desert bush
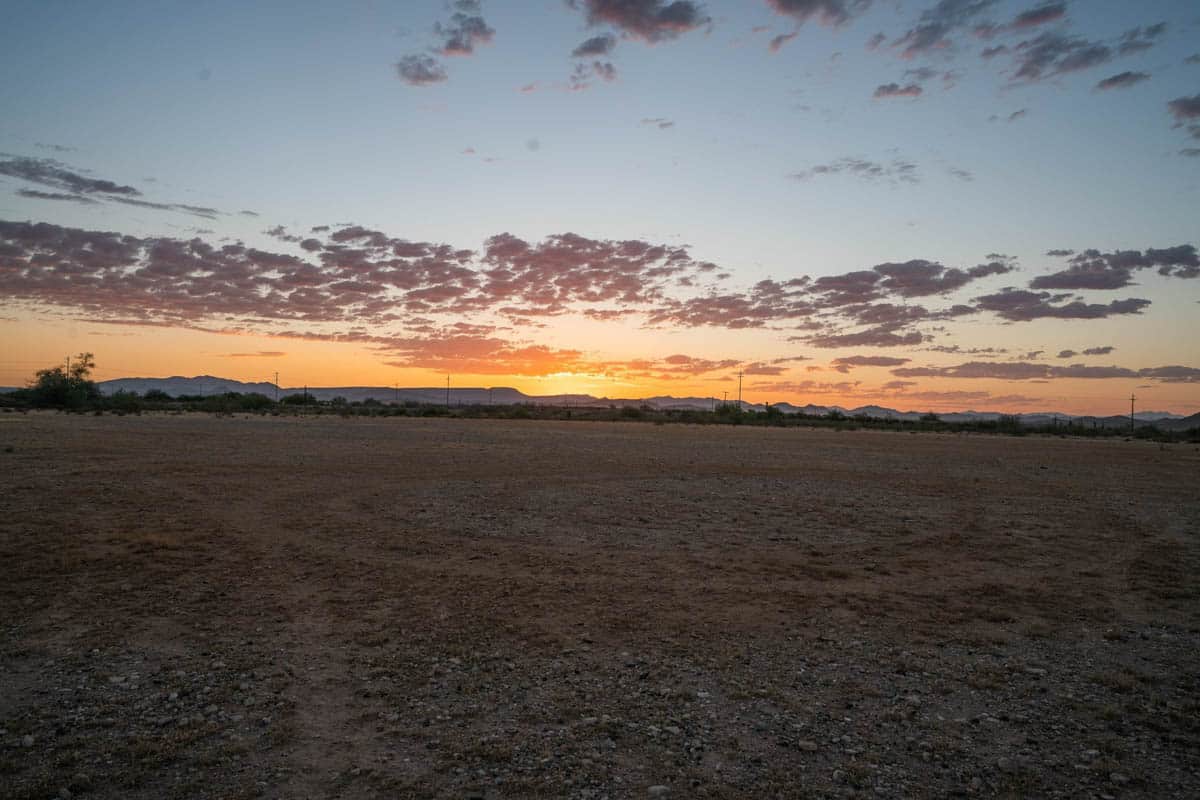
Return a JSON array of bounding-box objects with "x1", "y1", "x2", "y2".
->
[{"x1": 105, "y1": 390, "x2": 142, "y2": 413}]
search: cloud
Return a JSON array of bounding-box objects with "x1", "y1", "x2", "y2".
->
[
  {"x1": 1056, "y1": 350, "x2": 1076, "y2": 359},
  {"x1": 570, "y1": 60, "x2": 618, "y2": 89},
  {"x1": 1095, "y1": 71, "x2": 1149, "y2": 91},
  {"x1": 640, "y1": 117, "x2": 675, "y2": 129},
  {"x1": 16, "y1": 188, "x2": 100, "y2": 205},
  {"x1": 239, "y1": 210, "x2": 260, "y2": 217},
  {"x1": 571, "y1": 0, "x2": 710, "y2": 43},
  {"x1": 1083, "y1": 346, "x2": 1114, "y2": 356},
  {"x1": 904, "y1": 66, "x2": 939, "y2": 82},
  {"x1": 4, "y1": 158, "x2": 225, "y2": 218},
  {"x1": 974, "y1": 2, "x2": 1066, "y2": 39},
  {"x1": 572, "y1": 33, "x2": 617, "y2": 57},
  {"x1": 396, "y1": 54, "x2": 448, "y2": 85},
  {"x1": 1182, "y1": 148, "x2": 1200, "y2": 158},
  {"x1": 435, "y1": 4, "x2": 495, "y2": 56},
  {"x1": 765, "y1": 0, "x2": 868, "y2": 27},
  {"x1": 807, "y1": 327, "x2": 925, "y2": 348},
  {"x1": 769, "y1": 31, "x2": 799, "y2": 52},
  {"x1": 1010, "y1": 32, "x2": 1113, "y2": 82},
  {"x1": 893, "y1": 360, "x2": 1198, "y2": 383},
  {"x1": 741, "y1": 361, "x2": 787, "y2": 376},
  {"x1": 873, "y1": 82, "x2": 923, "y2": 98},
  {"x1": 0, "y1": 220, "x2": 726, "y2": 332},
  {"x1": 790, "y1": 157, "x2": 919, "y2": 183},
  {"x1": 748, "y1": 380, "x2": 861, "y2": 395},
  {"x1": 1008, "y1": 2, "x2": 1066, "y2": 30},
  {"x1": 831, "y1": 355, "x2": 911, "y2": 373},
  {"x1": 866, "y1": 32, "x2": 886, "y2": 49},
  {"x1": 871, "y1": 259, "x2": 1013, "y2": 297},
  {"x1": 974, "y1": 288, "x2": 1151, "y2": 321},
  {"x1": 1168, "y1": 94, "x2": 1200, "y2": 124},
  {"x1": 924, "y1": 345, "x2": 1007, "y2": 356},
  {"x1": 893, "y1": 0, "x2": 997, "y2": 59},
  {"x1": 109, "y1": 197, "x2": 220, "y2": 219},
  {"x1": 1137, "y1": 366, "x2": 1200, "y2": 384},
  {"x1": 1116, "y1": 23, "x2": 1167, "y2": 56},
  {"x1": 0, "y1": 156, "x2": 140, "y2": 196},
  {"x1": 998, "y1": 22, "x2": 1166, "y2": 85},
  {"x1": 34, "y1": 142, "x2": 77, "y2": 154},
  {"x1": 381, "y1": 334, "x2": 589, "y2": 376},
  {"x1": 1030, "y1": 245, "x2": 1199, "y2": 289},
  {"x1": 1187, "y1": 54, "x2": 1200, "y2": 66}
]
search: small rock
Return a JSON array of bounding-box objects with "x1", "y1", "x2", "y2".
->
[
  {"x1": 1110, "y1": 773, "x2": 1129, "y2": 785},
  {"x1": 648, "y1": 786, "x2": 670, "y2": 797},
  {"x1": 798, "y1": 740, "x2": 819, "y2": 752},
  {"x1": 21, "y1": 734, "x2": 35, "y2": 747},
  {"x1": 58, "y1": 789, "x2": 72, "y2": 800}
]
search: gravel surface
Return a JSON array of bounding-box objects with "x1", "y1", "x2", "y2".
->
[{"x1": 1, "y1": 412, "x2": 1197, "y2": 798}]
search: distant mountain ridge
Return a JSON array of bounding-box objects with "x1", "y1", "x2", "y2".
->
[{"x1": 83, "y1": 375, "x2": 1198, "y2": 430}]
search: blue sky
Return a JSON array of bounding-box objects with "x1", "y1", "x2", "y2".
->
[{"x1": 1, "y1": 1, "x2": 1198, "y2": 411}]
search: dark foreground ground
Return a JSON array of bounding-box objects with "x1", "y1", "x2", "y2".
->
[{"x1": 1, "y1": 413, "x2": 1197, "y2": 799}]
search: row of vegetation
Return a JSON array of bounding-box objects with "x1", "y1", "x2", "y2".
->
[{"x1": 3, "y1": 353, "x2": 1196, "y2": 442}]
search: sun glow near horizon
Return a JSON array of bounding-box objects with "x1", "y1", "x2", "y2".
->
[{"x1": 0, "y1": 1, "x2": 1197, "y2": 414}]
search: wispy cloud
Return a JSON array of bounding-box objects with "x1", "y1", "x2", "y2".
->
[
  {"x1": 1094, "y1": 70, "x2": 1149, "y2": 91},
  {"x1": 873, "y1": 82, "x2": 923, "y2": 99},
  {"x1": 790, "y1": 156, "x2": 919, "y2": 184}
]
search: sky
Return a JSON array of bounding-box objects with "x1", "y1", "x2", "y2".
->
[{"x1": 1, "y1": 0, "x2": 1198, "y2": 414}]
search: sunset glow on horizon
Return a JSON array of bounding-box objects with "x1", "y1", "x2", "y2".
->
[{"x1": 1, "y1": 0, "x2": 1197, "y2": 415}]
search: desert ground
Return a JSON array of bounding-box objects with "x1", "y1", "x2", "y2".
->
[{"x1": 1, "y1": 412, "x2": 1197, "y2": 799}]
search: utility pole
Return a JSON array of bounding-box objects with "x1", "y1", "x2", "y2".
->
[
  {"x1": 274, "y1": 372, "x2": 279, "y2": 402},
  {"x1": 1130, "y1": 393, "x2": 1136, "y2": 432},
  {"x1": 446, "y1": 375, "x2": 451, "y2": 408},
  {"x1": 737, "y1": 371, "x2": 744, "y2": 410},
  {"x1": 723, "y1": 390, "x2": 728, "y2": 407}
]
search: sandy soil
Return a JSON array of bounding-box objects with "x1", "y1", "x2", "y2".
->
[{"x1": 1, "y1": 412, "x2": 1198, "y2": 799}]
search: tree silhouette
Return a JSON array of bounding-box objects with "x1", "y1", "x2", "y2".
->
[{"x1": 30, "y1": 352, "x2": 100, "y2": 408}]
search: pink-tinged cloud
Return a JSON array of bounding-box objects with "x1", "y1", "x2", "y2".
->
[
  {"x1": 769, "y1": 32, "x2": 798, "y2": 52},
  {"x1": 574, "y1": 0, "x2": 710, "y2": 43},
  {"x1": 766, "y1": 0, "x2": 865, "y2": 27},
  {"x1": 891, "y1": 361, "x2": 1199, "y2": 383}
]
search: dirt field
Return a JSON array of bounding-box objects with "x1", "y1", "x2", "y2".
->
[{"x1": 1, "y1": 412, "x2": 1198, "y2": 799}]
